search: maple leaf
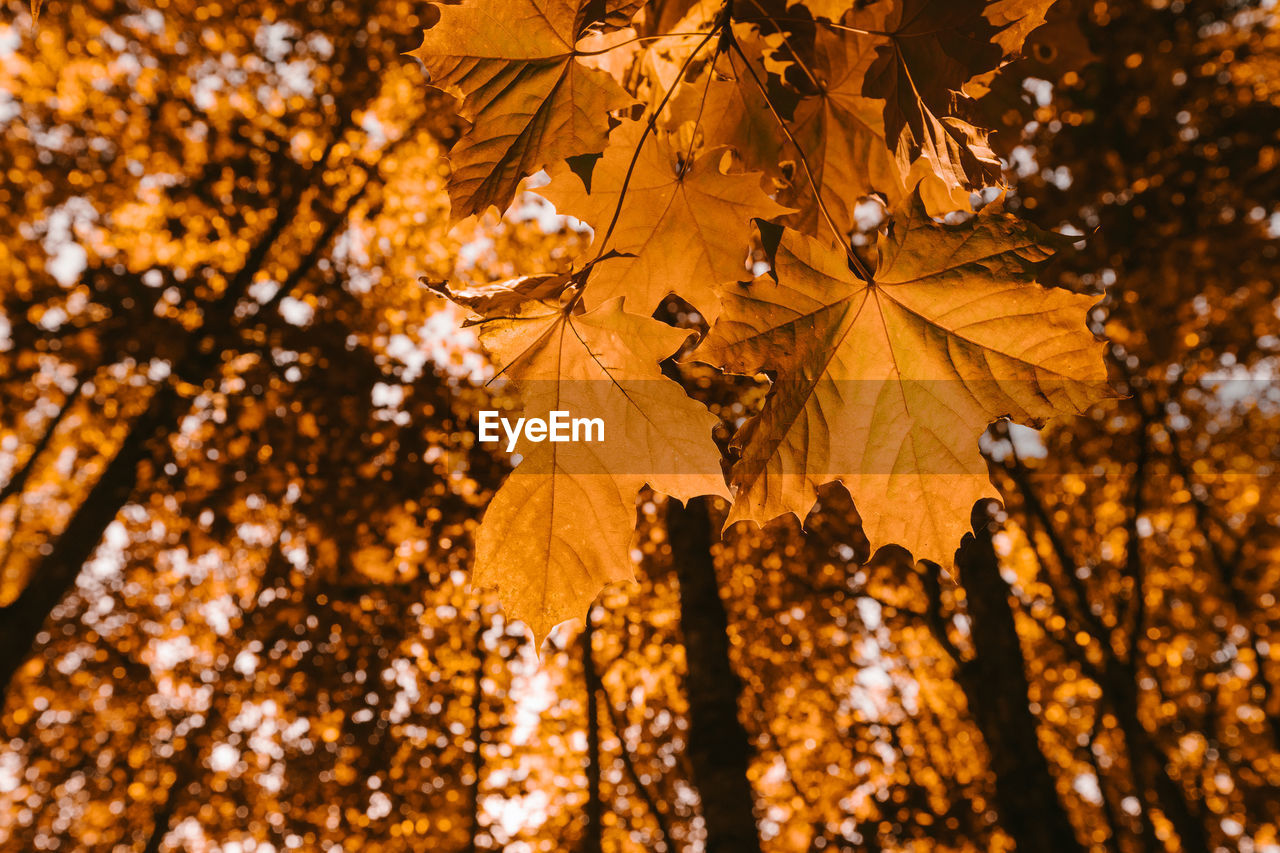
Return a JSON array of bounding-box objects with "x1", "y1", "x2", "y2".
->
[
  {"x1": 984, "y1": 0, "x2": 1059, "y2": 57},
  {"x1": 782, "y1": 23, "x2": 905, "y2": 234},
  {"x1": 860, "y1": 0, "x2": 1004, "y2": 192},
  {"x1": 1016, "y1": 0, "x2": 1097, "y2": 72},
  {"x1": 785, "y1": 0, "x2": 856, "y2": 21},
  {"x1": 665, "y1": 24, "x2": 787, "y2": 179},
  {"x1": 442, "y1": 273, "x2": 728, "y2": 643},
  {"x1": 636, "y1": 0, "x2": 723, "y2": 100},
  {"x1": 537, "y1": 121, "x2": 791, "y2": 321},
  {"x1": 599, "y1": 0, "x2": 647, "y2": 28},
  {"x1": 692, "y1": 199, "x2": 1110, "y2": 562},
  {"x1": 408, "y1": 0, "x2": 633, "y2": 219},
  {"x1": 473, "y1": 458, "x2": 641, "y2": 646}
]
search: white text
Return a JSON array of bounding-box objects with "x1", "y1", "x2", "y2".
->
[{"x1": 478, "y1": 411, "x2": 605, "y2": 452}]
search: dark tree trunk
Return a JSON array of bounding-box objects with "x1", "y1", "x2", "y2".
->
[
  {"x1": 0, "y1": 375, "x2": 82, "y2": 507},
  {"x1": 0, "y1": 382, "x2": 179, "y2": 700},
  {"x1": 667, "y1": 497, "x2": 762, "y2": 853},
  {"x1": 0, "y1": 239, "x2": 293, "y2": 702},
  {"x1": 581, "y1": 612, "x2": 603, "y2": 853},
  {"x1": 0, "y1": 378, "x2": 86, "y2": 575},
  {"x1": 1102, "y1": 659, "x2": 1210, "y2": 853},
  {"x1": 951, "y1": 508, "x2": 1085, "y2": 853},
  {"x1": 466, "y1": 612, "x2": 488, "y2": 853},
  {"x1": 1003, "y1": 427, "x2": 1209, "y2": 851}
]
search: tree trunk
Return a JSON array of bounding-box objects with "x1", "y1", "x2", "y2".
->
[
  {"x1": 466, "y1": 612, "x2": 488, "y2": 853},
  {"x1": 0, "y1": 375, "x2": 83, "y2": 507},
  {"x1": 1001, "y1": 440, "x2": 1208, "y2": 850},
  {"x1": 0, "y1": 382, "x2": 180, "y2": 700},
  {"x1": 1102, "y1": 659, "x2": 1210, "y2": 853},
  {"x1": 667, "y1": 497, "x2": 762, "y2": 853},
  {"x1": 952, "y1": 510, "x2": 1085, "y2": 853},
  {"x1": 0, "y1": 380, "x2": 87, "y2": 577},
  {"x1": 581, "y1": 611, "x2": 603, "y2": 853}
]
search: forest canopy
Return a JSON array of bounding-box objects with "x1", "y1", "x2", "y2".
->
[{"x1": 1, "y1": 0, "x2": 1279, "y2": 852}]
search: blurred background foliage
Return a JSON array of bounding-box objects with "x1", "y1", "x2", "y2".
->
[{"x1": 0, "y1": 0, "x2": 1277, "y2": 852}]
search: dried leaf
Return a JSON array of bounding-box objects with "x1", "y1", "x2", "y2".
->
[
  {"x1": 984, "y1": 0, "x2": 1058, "y2": 57},
  {"x1": 601, "y1": 0, "x2": 647, "y2": 28},
  {"x1": 665, "y1": 24, "x2": 786, "y2": 178},
  {"x1": 782, "y1": 21, "x2": 904, "y2": 234}
]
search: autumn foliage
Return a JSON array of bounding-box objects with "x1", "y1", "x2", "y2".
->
[
  {"x1": 414, "y1": 0, "x2": 1112, "y2": 639},
  {"x1": 2, "y1": 0, "x2": 1279, "y2": 852}
]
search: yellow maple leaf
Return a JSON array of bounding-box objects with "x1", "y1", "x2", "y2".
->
[
  {"x1": 474, "y1": 460, "x2": 640, "y2": 646},
  {"x1": 692, "y1": 199, "x2": 1111, "y2": 562},
  {"x1": 782, "y1": 19, "x2": 905, "y2": 234},
  {"x1": 537, "y1": 121, "x2": 791, "y2": 321},
  {"x1": 664, "y1": 24, "x2": 788, "y2": 179},
  {"x1": 443, "y1": 274, "x2": 728, "y2": 643},
  {"x1": 408, "y1": 0, "x2": 633, "y2": 219}
]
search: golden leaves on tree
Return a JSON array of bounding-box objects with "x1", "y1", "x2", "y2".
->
[
  {"x1": 415, "y1": 0, "x2": 1109, "y2": 639},
  {"x1": 7, "y1": 1, "x2": 1279, "y2": 851}
]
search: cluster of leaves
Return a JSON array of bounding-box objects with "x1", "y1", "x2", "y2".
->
[
  {"x1": 4, "y1": 0, "x2": 1280, "y2": 851},
  {"x1": 412, "y1": 0, "x2": 1113, "y2": 641}
]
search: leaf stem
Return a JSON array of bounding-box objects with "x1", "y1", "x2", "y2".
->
[
  {"x1": 574, "y1": 31, "x2": 713, "y2": 57},
  {"x1": 680, "y1": 46, "x2": 719, "y2": 173},
  {"x1": 730, "y1": 13, "x2": 892, "y2": 37}
]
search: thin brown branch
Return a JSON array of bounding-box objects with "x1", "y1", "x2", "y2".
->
[
  {"x1": 919, "y1": 560, "x2": 965, "y2": 665},
  {"x1": 581, "y1": 609, "x2": 604, "y2": 853},
  {"x1": 0, "y1": 375, "x2": 84, "y2": 507},
  {"x1": 998, "y1": 434, "x2": 1110, "y2": 646},
  {"x1": 597, "y1": 680, "x2": 674, "y2": 850}
]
